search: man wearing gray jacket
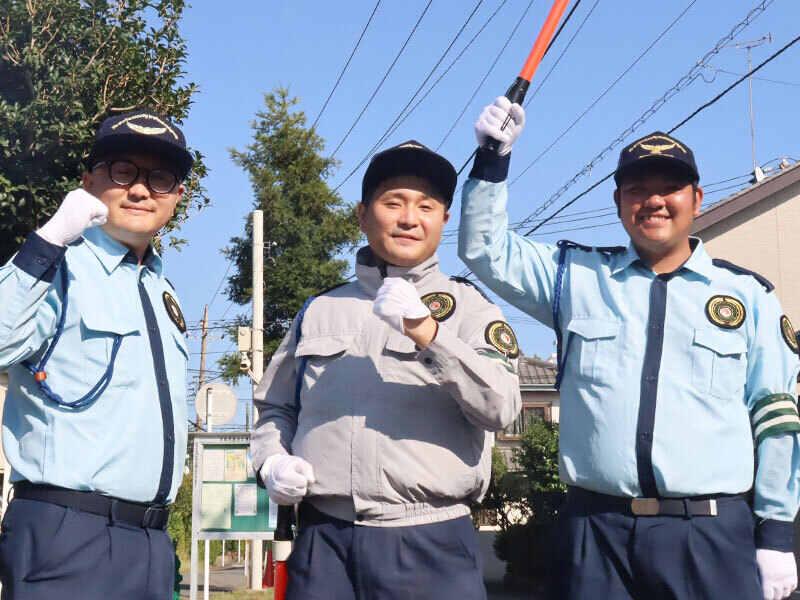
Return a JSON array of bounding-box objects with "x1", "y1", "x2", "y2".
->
[{"x1": 251, "y1": 140, "x2": 521, "y2": 600}]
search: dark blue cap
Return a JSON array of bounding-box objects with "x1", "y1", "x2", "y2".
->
[
  {"x1": 362, "y1": 140, "x2": 457, "y2": 208},
  {"x1": 614, "y1": 131, "x2": 699, "y2": 185},
  {"x1": 87, "y1": 109, "x2": 194, "y2": 179}
]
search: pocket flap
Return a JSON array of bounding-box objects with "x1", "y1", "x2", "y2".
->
[
  {"x1": 693, "y1": 328, "x2": 747, "y2": 356},
  {"x1": 80, "y1": 311, "x2": 139, "y2": 336},
  {"x1": 566, "y1": 318, "x2": 620, "y2": 340},
  {"x1": 384, "y1": 331, "x2": 418, "y2": 354},
  {"x1": 295, "y1": 335, "x2": 353, "y2": 358}
]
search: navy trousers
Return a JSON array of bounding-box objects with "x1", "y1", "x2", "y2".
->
[
  {"x1": 0, "y1": 498, "x2": 174, "y2": 600},
  {"x1": 551, "y1": 490, "x2": 762, "y2": 600},
  {"x1": 287, "y1": 504, "x2": 486, "y2": 600}
]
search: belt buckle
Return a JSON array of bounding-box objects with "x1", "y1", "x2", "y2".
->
[
  {"x1": 142, "y1": 505, "x2": 165, "y2": 529},
  {"x1": 631, "y1": 498, "x2": 660, "y2": 516}
]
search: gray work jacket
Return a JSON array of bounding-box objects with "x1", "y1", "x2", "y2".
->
[{"x1": 251, "y1": 247, "x2": 521, "y2": 526}]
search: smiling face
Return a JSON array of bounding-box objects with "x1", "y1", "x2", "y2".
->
[
  {"x1": 81, "y1": 152, "x2": 184, "y2": 253},
  {"x1": 614, "y1": 164, "x2": 703, "y2": 262},
  {"x1": 357, "y1": 175, "x2": 449, "y2": 267}
]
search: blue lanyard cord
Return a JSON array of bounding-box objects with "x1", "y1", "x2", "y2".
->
[
  {"x1": 293, "y1": 296, "x2": 316, "y2": 410},
  {"x1": 553, "y1": 243, "x2": 569, "y2": 390},
  {"x1": 24, "y1": 261, "x2": 125, "y2": 410}
]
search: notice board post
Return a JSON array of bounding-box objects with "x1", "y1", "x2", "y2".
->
[{"x1": 189, "y1": 432, "x2": 276, "y2": 600}]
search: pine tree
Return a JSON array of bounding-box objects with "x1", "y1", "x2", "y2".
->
[{"x1": 219, "y1": 89, "x2": 361, "y2": 381}]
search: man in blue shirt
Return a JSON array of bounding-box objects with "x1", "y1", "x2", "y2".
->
[
  {"x1": 0, "y1": 110, "x2": 193, "y2": 600},
  {"x1": 459, "y1": 96, "x2": 800, "y2": 600}
]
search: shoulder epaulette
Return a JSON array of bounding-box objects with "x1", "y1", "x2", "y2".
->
[
  {"x1": 557, "y1": 239, "x2": 592, "y2": 252},
  {"x1": 712, "y1": 258, "x2": 774, "y2": 293},
  {"x1": 450, "y1": 275, "x2": 493, "y2": 303},
  {"x1": 316, "y1": 281, "x2": 350, "y2": 297},
  {"x1": 595, "y1": 245, "x2": 626, "y2": 254}
]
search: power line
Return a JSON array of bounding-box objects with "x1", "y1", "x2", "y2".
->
[
  {"x1": 512, "y1": 0, "x2": 698, "y2": 184},
  {"x1": 436, "y1": 0, "x2": 536, "y2": 152},
  {"x1": 332, "y1": 0, "x2": 486, "y2": 192},
  {"x1": 522, "y1": 28, "x2": 799, "y2": 237},
  {"x1": 523, "y1": 0, "x2": 599, "y2": 108},
  {"x1": 456, "y1": 25, "x2": 797, "y2": 277},
  {"x1": 328, "y1": 0, "x2": 433, "y2": 159},
  {"x1": 511, "y1": 0, "x2": 776, "y2": 232},
  {"x1": 311, "y1": 0, "x2": 382, "y2": 131},
  {"x1": 206, "y1": 259, "x2": 234, "y2": 311}
]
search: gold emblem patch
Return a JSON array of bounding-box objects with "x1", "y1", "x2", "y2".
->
[
  {"x1": 780, "y1": 315, "x2": 798, "y2": 354},
  {"x1": 629, "y1": 134, "x2": 688, "y2": 157},
  {"x1": 705, "y1": 295, "x2": 746, "y2": 330},
  {"x1": 421, "y1": 292, "x2": 456, "y2": 322},
  {"x1": 163, "y1": 292, "x2": 186, "y2": 333},
  {"x1": 485, "y1": 321, "x2": 519, "y2": 358}
]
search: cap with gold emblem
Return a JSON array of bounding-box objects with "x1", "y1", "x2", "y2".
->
[
  {"x1": 614, "y1": 131, "x2": 699, "y2": 185},
  {"x1": 362, "y1": 140, "x2": 457, "y2": 208},
  {"x1": 87, "y1": 109, "x2": 194, "y2": 179}
]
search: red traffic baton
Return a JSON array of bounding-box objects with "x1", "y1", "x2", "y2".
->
[
  {"x1": 273, "y1": 504, "x2": 294, "y2": 600},
  {"x1": 484, "y1": 0, "x2": 572, "y2": 153}
]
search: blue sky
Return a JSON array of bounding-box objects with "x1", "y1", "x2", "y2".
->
[{"x1": 161, "y1": 0, "x2": 800, "y2": 427}]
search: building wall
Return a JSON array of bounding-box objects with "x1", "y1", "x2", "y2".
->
[{"x1": 698, "y1": 181, "x2": 800, "y2": 323}]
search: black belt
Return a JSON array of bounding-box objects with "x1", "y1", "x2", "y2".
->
[
  {"x1": 567, "y1": 486, "x2": 746, "y2": 518},
  {"x1": 13, "y1": 482, "x2": 170, "y2": 530}
]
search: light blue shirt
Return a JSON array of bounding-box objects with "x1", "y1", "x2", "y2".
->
[
  {"x1": 0, "y1": 227, "x2": 189, "y2": 503},
  {"x1": 459, "y1": 151, "x2": 800, "y2": 548}
]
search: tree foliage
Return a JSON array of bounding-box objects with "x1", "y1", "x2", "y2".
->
[
  {"x1": 0, "y1": 0, "x2": 208, "y2": 263},
  {"x1": 492, "y1": 418, "x2": 567, "y2": 583},
  {"x1": 219, "y1": 88, "x2": 361, "y2": 382}
]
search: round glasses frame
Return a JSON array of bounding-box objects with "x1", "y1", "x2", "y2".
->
[{"x1": 92, "y1": 160, "x2": 179, "y2": 195}]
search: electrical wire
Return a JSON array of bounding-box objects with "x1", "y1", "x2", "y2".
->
[
  {"x1": 311, "y1": 0, "x2": 382, "y2": 131},
  {"x1": 332, "y1": 0, "x2": 488, "y2": 192},
  {"x1": 436, "y1": 0, "x2": 537, "y2": 151},
  {"x1": 511, "y1": 0, "x2": 698, "y2": 184},
  {"x1": 328, "y1": 0, "x2": 433, "y2": 159}
]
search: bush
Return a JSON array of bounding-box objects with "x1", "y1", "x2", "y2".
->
[{"x1": 489, "y1": 418, "x2": 567, "y2": 585}]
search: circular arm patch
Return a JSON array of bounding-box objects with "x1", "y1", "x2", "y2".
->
[
  {"x1": 163, "y1": 292, "x2": 187, "y2": 333},
  {"x1": 780, "y1": 315, "x2": 798, "y2": 354},
  {"x1": 421, "y1": 292, "x2": 456, "y2": 322},
  {"x1": 705, "y1": 295, "x2": 745, "y2": 329},
  {"x1": 485, "y1": 321, "x2": 519, "y2": 358}
]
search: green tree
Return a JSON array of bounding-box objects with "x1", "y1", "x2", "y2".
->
[
  {"x1": 219, "y1": 88, "x2": 361, "y2": 382},
  {"x1": 493, "y1": 418, "x2": 567, "y2": 584},
  {"x1": 0, "y1": 0, "x2": 208, "y2": 263}
]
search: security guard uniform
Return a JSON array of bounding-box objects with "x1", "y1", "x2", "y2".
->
[
  {"x1": 458, "y1": 135, "x2": 800, "y2": 599},
  {"x1": 251, "y1": 141, "x2": 522, "y2": 600},
  {"x1": 0, "y1": 112, "x2": 192, "y2": 600}
]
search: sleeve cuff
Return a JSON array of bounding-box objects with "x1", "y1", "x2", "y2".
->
[
  {"x1": 469, "y1": 148, "x2": 511, "y2": 183},
  {"x1": 12, "y1": 232, "x2": 67, "y2": 283},
  {"x1": 756, "y1": 519, "x2": 795, "y2": 552}
]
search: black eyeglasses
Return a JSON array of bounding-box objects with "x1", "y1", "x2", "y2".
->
[{"x1": 93, "y1": 160, "x2": 179, "y2": 195}]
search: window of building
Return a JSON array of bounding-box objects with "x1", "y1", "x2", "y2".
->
[{"x1": 504, "y1": 406, "x2": 547, "y2": 437}]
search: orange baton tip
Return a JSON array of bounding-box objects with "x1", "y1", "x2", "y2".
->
[{"x1": 34, "y1": 371, "x2": 47, "y2": 382}]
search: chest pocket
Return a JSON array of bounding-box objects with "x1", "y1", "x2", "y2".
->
[
  {"x1": 294, "y1": 335, "x2": 353, "y2": 397},
  {"x1": 79, "y1": 310, "x2": 139, "y2": 389},
  {"x1": 381, "y1": 331, "x2": 428, "y2": 384},
  {"x1": 565, "y1": 318, "x2": 620, "y2": 383},
  {"x1": 691, "y1": 328, "x2": 747, "y2": 399}
]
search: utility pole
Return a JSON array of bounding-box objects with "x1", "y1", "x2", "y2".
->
[
  {"x1": 250, "y1": 209, "x2": 264, "y2": 590},
  {"x1": 731, "y1": 35, "x2": 771, "y2": 181},
  {"x1": 197, "y1": 305, "x2": 209, "y2": 429}
]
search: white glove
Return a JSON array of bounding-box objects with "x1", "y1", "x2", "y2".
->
[
  {"x1": 373, "y1": 277, "x2": 430, "y2": 333},
  {"x1": 260, "y1": 454, "x2": 316, "y2": 506},
  {"x1": 474, "y1": 96, "x2": 526, "y2": 156},
  {"x1": 37, "y1": 188, "x2": 108, "y2": 246},
  {"x1": 757, "y1": 549, "x2": 798, "y2": 600}
]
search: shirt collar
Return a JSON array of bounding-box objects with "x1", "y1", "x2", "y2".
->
[
  {"x1": 355, "y1": 246, "x2": 440, "y2": 296},
  {"x1": 610, "y1": 236, "x2": 712, "y2": 282},
  {"x1": 82, "y1": 226, "x2": 162, "y2": 275}
]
